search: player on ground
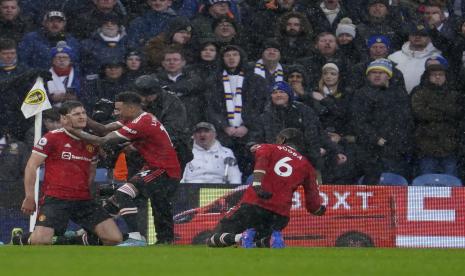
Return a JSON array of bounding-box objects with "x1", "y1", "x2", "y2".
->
[
  {"x1": 207, "y1": 128, "x2": 326, "y2": 248},
  {"x1": 20, "y1": 100, "x2": 123, "y2": 245},
  {"x1": 63, "y1": 92, "x2": 181, "y2": 246}
]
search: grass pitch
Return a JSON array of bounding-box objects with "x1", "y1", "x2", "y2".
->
[{"x1": 1, "y1": 246, "x2": 464, "y2": 276}]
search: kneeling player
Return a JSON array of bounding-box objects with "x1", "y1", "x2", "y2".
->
[
  {"x1": 20, "y1": 101, "x2": 122, "y2": 245},
  {"x1": 207, "y1": 128, "x2": 326, "y2": 248}
]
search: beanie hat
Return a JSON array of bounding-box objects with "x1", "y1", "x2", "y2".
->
[
  {"x1": 335, "y1": 17, "x2": 356, "y2": 38},
  {"x1": 322, "y1": 62, "x2": 339, "y2": 73},
  {"x1": 426, "y1": 63, "x2": 447, "y2": 73},
  {"x1": 204, "y1": 0, "x2": 231, "y2": 7},
  {"x1": 367, "y1": 34, "x2": 391, "y2": 49},
  {"x1": 425, "y1": 54, "x2": 448, "y2": 70},
  {"x1": 366, "y1": 58, "x2": 393, "y2": 78},
  {"x1": 50, "y1": 41, "x2": 76, "y2": 61},
  {"x1": 100, "y1": 12, "x2": 123, "y2": 26},
  {"x1": 368, "y1": 0, "x2": 389, "y2": 7},
  {"x1": 134, "y1": 75, "x2": 164, "y2": 96},
  {"x1": 166, "y1": 16, "x2": 192, "y2": 41},
  {"x1": 272, "y1": 81, "x2": 294, "y2": 101},
  {"x1": 261, "y1": 38, "x2": 281, "y2": 53}
]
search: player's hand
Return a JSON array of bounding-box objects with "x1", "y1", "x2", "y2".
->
[
  {"x1": 21, "y1": 197, "x2": 36, "y2": 216},
  {"x1": 253, "y1": 185, "x2": 273, "y2": 200},
  {"x1": 311, "y1": 205, "x2": 326, "y2": 216}
]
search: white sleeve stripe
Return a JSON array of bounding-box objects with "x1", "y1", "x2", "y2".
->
[
  {"x1": 114, "y1": 130, "x2": 130, "y2": 140},
  {"x1": 253, "y1": 170, "x2": 266, "y2": 174},
  {"x1": 32, "y1": 150, "x2": 47, "y2": 158},
  {"x1": 115, "y1": 121, "x2": 124, "y2": 126}
]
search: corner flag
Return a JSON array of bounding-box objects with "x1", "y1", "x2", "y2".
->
[{"x1": 21, "y1": 77, "x2": 52, "y2": 119}]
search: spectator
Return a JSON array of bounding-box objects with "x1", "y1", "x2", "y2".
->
[
  {"x1": 67, "y1": 0, "x2": 127, "y2": 40},
  {"x1": 246, "y1": 0, "x2": 298, "y2": 60},
  {"x1": 351, "y1": 58, "x2": 414, "y2": 184},
  {"x1": 156, "y1": 47, "x2": 205, "y2": 129},
  {"x1": 348, "y1": 35, "x2": 406, "y2": 90},
  {"x1": 0, "y1": 0, "x2": 33, "y2": 42},
  {"x1": 18, "y1": 10, "x2": 80, "y2": 70},
  {"x1": 47, "y1": 41, "x2": 80, "y2": 107},
  {"x1": 24, "y1": 108, "x2": 61, "y2": 148},
  {"x1": 253, "y1": 38, "x2": 285, "y2": 88},
  {"x1": 306, "y1": 0, "x2": 354, "y2": 35},
  {"x1": 388, "y1": 24, "x2": 441, "y2": 94},
  {"x1": 0, "y1": 133, "x2": 29, "y2": 182},
  {"x1": 356, "y1": 0, "x2": 407, "y2": 50},
  {"x1": 125, "y1": 50, "x2": 146, "y2": 82},
  {"x1": 212, "y1": 16, "x2": 245, "y2": 50},
  {"x1": 188, "y1": 37, "x2": 219, "y2": 82},
  {"x1": 297, "y1": 32, "x2": 347, "y2": 87},
  {"x1": 127, "y1": 0, "x2": 177, "y2": 49},
  {"x1": 276, "y1": 11, "x2": 313, "y2": 64},
  {"x1": 0, "y1": 38, "x2": 27, "y2": 81},
  {"x1": 335, "y1": 17, "x2": 363, "y2": 64},
  {"x1": 423, "y1": 1, "x2": 456, "y2": 41},
  {"x1": 181, "y1": 122, "x2": 242, "y2": 184},
  {"x1": 285, "y1": 63, "x2": 313, "y2": 102},
  {"x1": 134, "y1": 74, "x2": 192, "y2": 170},
  {"x1": 80, "y1": 13, "x2": 129, "y2": 79},
  {"x1": 206, "y1": 44, "x2": 268, "y2": 177},
  {"x1": 411, "y1": 62, "x2": 462, "y2": 176},
  {"x1": 191, "y1": 0, "x2": 234, "y2": 45},
  {"x1": 144, "y1": 16, "x2": 193, "y2": 71}
]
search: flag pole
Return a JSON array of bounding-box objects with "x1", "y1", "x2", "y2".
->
[{"x1": 29, "y1": 112, "x2": 42, "y2": 232}]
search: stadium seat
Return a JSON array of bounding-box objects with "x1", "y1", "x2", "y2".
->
[
  {"x1": 358, "y1": 172, "x2": 408, "y2": 186},
  {"x1": 411, "y1": 174, "x2": 462, "y2": 187},
  {"x1": 95, "y1": 168, "x2": 109, "y2": 183}
]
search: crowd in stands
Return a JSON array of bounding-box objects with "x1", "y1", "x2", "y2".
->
[{"x1": 1, "y1": 0, "x2": 465, "y2": 186}]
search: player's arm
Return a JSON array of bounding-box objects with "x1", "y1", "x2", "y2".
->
[
  {"x1": 86, "y1": 117, "x2": 122, "y2": 136},
  {"x1": 22, "y1": 152, "x2": 46, "y2": 215},
  {"x1": 303, "y1": 168, "x2": 326, "y2": 216},
  {"x1": 66, "y1": 128, "x2": 126, "y2": 146},
  {"x1": 251, "y1": 148, "x2": 273, "y2": 199},
  {"x1": 88, "y1": 162, "x2": 97, "y2": 188}
]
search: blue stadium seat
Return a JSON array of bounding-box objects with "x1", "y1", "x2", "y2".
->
[
  {"x1": 95, "y1": 168, "x2": 109, "y2": 183},
  {"x1": 358, "y1": 172, "x2": 409, "y2": 186},
  {"x1": 411, "y1": 174, "x2": 462, "y2": 187}
]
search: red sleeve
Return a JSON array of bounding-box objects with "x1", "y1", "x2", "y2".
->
[
  {"x1": 253, "y1": 144, "x2": 272, "y2": 173},
  {"x1": 32, "y1": 133, "x2": 55, "y2": 157},
  {"x1": 115, "y1": 119, "x2": 145, "y2": 141},
  {"x1": 303, "y1": 164, "x2": 322, "y2": 213}
]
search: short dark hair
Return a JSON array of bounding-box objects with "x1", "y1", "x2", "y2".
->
[
  {"x1": 162, "y1": 47, "x2": 185, "y2": 61},
  {"x1": 277, "y1": 128, "x2": 304, "y2": 150},
  {"x1": 58, "y1": 100, "x2": 84, "y2": 115},
  {"x1": 0, "y1": 38, "x2": 16, "y2": 51},
  {"x1": 115, "y1": 91, "x2": 142, "y2": 106},
  {"x1": 43, "y1": 107, "x2": 60, "y2": 121}
]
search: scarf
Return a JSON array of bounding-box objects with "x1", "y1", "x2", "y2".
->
[
  {"x1": 48, "y1": 67, "x2": 75, "y2": 106},
  {"x1": 320, "y1": 2, "x2": 340, "y2": 25},
  {"x1": 223, "y1": 70, "x2": 244, "y2": 127},
  {"x1": 99, "y1": 32, "x2": 122, "y2": 43},
  {"x1": 0, "y1": 58, "x2": 17, "y2": 72},
  {"x1": 254, "y1": 59, "x2": 284, "y2": 83}
]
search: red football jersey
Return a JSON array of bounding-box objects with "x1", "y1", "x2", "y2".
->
[
  {"x1": 33, "y1": 128, "x2": 99, "y2": 200},
  {"x1": 241, "y1": 144, "x2": 322, "y2": 217},
  {"x1": 115, "y1": 112, "x2": 181, "y2": 179}
]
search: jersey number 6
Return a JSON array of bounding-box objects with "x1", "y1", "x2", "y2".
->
[{"x1": 274, "y1": 157, "x2": 293, "y2": 177}]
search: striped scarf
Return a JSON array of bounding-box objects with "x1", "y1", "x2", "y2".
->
[
  {"x1": 254, "y1": 59, "x2": 284, "y2": 83},
  {"x1": 223, "y1": 70, "x2": 244, "y2": 127}
]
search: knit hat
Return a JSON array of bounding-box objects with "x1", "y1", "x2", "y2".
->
[
  {"x1": 409, "y1": 24, "x2": 429, "y2": 36},
  {"x1": 367, "y1": 0, "x2": 389, "y2": 7},
  {"x1": 366, "y1": 58, "x2": 393, "y2": 78},
  {"x1": 125, "y1": 49, "x2": 142, "y2": 60},
  {"x1": 134, "y1": 75, "x2": 164, "y2": 96},
  {"x1": 100, "y1": 12, "x2": 123, "y2": 26},
  {"x1": 204, "y1": 0, "x2": 231, "y2": 7},
  {"x1": 367, "y1": 34, "x2": 391, "y2": 49},
  {"x1": 335, "y1": 17, "x2": 356, "y2": 38},
  {"x1": 425, "y1": 54, "x2": 448, "y2": 69},
  {"x1": 322, "y1": 63, "x2": 339, "y2": 73},
  {"x1": 193, "y1": 122, "x2": 216, "y2": 132},
  {"x1": 272, "y1": 81, "x2": 294, "y2": 101},
  {"x1": 166, "y1": 16, "x2": 192, "y2": 40},
  {"x1": 50, "y1": 41, "x2": 75, "y2": 61},
  {"x1": 426, "y1": 63, "x2": 447, "y2": 73},
  {"x1": 261, "y1": 38, "x2": 281, "y2": 53}
]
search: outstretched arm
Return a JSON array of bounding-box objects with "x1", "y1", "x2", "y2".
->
[
  {"x1": 86, "y1": 118, "x2": 123, "y2": 136},
  {"x1": 66, "y1": 128, "x2": 126, "y2": 146}
]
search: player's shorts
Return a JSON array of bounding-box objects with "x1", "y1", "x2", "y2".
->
[
  {"x1": 216, "y1": 203, "x2": 289, "y2": 239},
  {"x1": 128, "y1": 167, "x2": 178, "y2": 198},
  {"x1": 35, "y1": 196, "x2": 111, "y2": 235}
]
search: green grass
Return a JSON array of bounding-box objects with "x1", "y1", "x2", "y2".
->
[{"x1": 1, "y1": 246, "x2": 464, "y2": 276}]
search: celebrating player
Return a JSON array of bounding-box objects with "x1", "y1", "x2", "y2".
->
[
  {"x1": 64, "y1": 92, "x2": 181, "y2": 246},
  {"x1": 20, "y1": 100, "x2": 123, "y2": 245},
  {"x1": 207, "y1": 128, "x2": 326, "y2": 248}
]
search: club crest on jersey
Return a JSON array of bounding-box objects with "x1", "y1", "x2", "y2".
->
[
  {"x1": 86, "y1": 144, "x2": 95, "y2": 153},
  {"x1": 38, "y1": 214, "x2": 46, "y2": 222}
]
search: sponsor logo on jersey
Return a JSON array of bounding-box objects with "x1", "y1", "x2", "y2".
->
[
  {"x1": 61, "y1": 151, "x2": 92, "y2": 162},
  {"x1": 122, "y1": 126, "x2": 137, "y2": 135},
  {"x1": 24, "y1": 89, "x2": 47, "y2": 105}
]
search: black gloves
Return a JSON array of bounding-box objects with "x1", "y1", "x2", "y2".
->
[
  {"x1": 253, "y1": 184, "x2": 272, "y2": 200},
  {"x1": 312, "y1": 205, "x2": 326, "y2": 216}
]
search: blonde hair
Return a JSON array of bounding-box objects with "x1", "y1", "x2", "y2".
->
[{"x1": 317, "y1": 66, "x2": 339, "y2": 95}]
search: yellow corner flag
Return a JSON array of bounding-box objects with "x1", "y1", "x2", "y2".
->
[{"x1": 21, "y1": 77, "x2": 52, "y2": 119}]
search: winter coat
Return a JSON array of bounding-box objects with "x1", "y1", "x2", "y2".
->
[
  {"x1": 306, "y1": 4, "x2": 353, "y2": 35},
  {"x1": 127, "y1": 9, "x2": 177, "y2": 49},
  {"x1": 67, "y1": 8, "x2": 128, "y2": 40},
  {"x1": 388, "y1": 42, "x2": 441, "y2": 93},
  {"x1": 0, "y1": 16, "x2": 34, "y2": 42},
  {"x1": 411, "y1": 82, "x2": 462, "y2": 157},
  {"x1": 351, "y1": 83, "x2": 414, "y2": 159},
  {"x1": 348, "y1": 59, "x2": 406, "y2": 91},
  {"x1": 18, "y1": 29, "x2": 80, "y2": 70}
]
